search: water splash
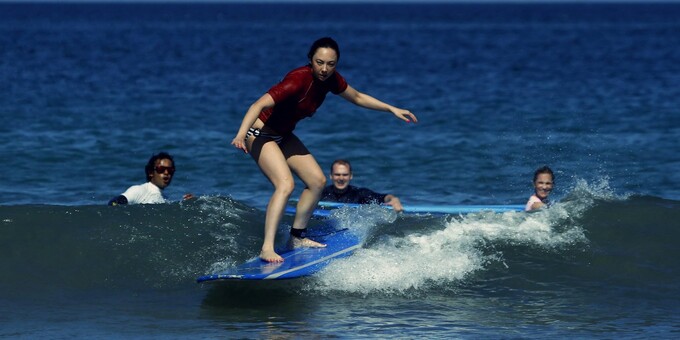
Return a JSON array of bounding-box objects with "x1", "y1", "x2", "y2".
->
[{"x1": 311, "y1": 192, "x2": 600, "y2": 294}]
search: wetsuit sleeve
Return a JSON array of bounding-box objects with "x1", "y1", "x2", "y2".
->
[{"x1": 108, "y1": 195, "x2": 128, "y2": 206}]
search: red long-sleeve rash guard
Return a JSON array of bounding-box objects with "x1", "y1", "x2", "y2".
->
[{"x1": 258, "y1": 65, "x2": 348, "y2": 134}]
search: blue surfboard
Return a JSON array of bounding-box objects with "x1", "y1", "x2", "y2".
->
[
  {"x1": 285, "y1": 201, "x2": 524, "y2": 218},
  {"x1": 197, "y1": 225, "x2": 360, "y2": 282}
]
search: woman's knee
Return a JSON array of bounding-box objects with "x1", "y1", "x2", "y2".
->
[
  {"x1": 274, "y1": 178, "x2": 295, "y2": 196},
  {"x1": 308, "y1": 174, "x2": 326, "y2": 193}
]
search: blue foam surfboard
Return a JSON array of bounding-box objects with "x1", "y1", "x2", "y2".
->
[
  {"x1": 196, "y1": 225, "x2": 359, "y2": 282},
  {"x1": 285, "y1": 201, "x2": 524, "y2": 218}
]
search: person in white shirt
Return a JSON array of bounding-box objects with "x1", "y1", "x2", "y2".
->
[
  {"x1": 108, "y1": 152, "x2": 192, "y2": 205},
  {"x1": 525, "y1": 166, "x2": 554, "y2": 212}
]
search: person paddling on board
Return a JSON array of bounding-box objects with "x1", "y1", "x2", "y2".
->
[
  {"x1": 525, "y1": 165, "x2": 554, "y2": 211},
  {"x1": 108, "y1": 152, "x2": 193, "y2": 205},
  {"x1": 321, "y1": 159, "x2": 404, "y2": 213},
  {"x1": 231, "y1": 37, "x2": 417, "y2": 263}
]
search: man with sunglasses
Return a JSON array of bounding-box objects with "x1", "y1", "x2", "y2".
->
[{"x1": 108, "y1": 152, "x2": 192, "y2": 205}]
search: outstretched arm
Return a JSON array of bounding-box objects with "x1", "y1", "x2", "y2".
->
[
  {"x1": 230, "y1": 93, "x2": 275, "y2": 153},
  {"x1": 339, "y1": 85, "x2": 418, "y2": 123},
  {"x1": 384, "y1": 194, "x2": 404, "y2": 213}
]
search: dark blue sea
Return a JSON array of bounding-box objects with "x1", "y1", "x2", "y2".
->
[{"x1": 1, "y1": 2, "x2": 679, "y2": 338}]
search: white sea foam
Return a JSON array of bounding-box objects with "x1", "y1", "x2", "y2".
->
[{"x1": 313, "y1": 200, "x2": 591, "y2": 294}]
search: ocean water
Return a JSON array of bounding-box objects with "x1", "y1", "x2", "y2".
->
[{"x1": 1, "y1": 2, "x2": 679, "y2": 338}]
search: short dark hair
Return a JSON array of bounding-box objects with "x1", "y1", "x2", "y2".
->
[
  {"x1": 308, "y1": 37, "x2": 340, "y2": 61},
  {"x1": 533, "y1": 166, "x2": 554, "y2": 183},
  {"x1": 145, "y1": 152, "x2": 174, "y2": 181},
  {"x1": 331, "y1": 159, "x2": 352, "y2": 174}
]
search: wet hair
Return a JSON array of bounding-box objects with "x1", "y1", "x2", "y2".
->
[
  {"x1": 145, "y1": 152, "x2": 174, "y2": 181},
  {"x1": 308, "y1": 37, "x2": 340, "y2": 62},
  {"x1": 533, "y1": 166, "x2": 554, "y2": 183},
  {"x1": 331, "y1": 159, "x2": 352, "y2": 174}
]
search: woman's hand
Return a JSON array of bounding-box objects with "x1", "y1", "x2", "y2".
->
[
  {"x1": 231, "y1": 135, "x2": 248, "y2": 154},
  {"x1": 340, "y1": 86, "x2": 418, "y2": 124},
  {"x1": 391, "y1": 108, "x2": 418, "y2": 124},
  {"x1": 231, "y1": 94, "x2": 275, "y2": 154}
]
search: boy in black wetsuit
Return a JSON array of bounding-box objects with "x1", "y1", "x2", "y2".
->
[{"x1": 320, "y1": 159, "x2": 403, "y2": 212}]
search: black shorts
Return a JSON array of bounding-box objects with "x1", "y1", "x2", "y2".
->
[{"x1": 247, "y1": 126, "x2": 310, "y2": 162}]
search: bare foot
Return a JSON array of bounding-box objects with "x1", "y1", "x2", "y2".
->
[
  {"x1": 261, "y1": 261, "x2": 283, "y2": 274},
  {"x1": 259, "y1": 249, "x2": 284, "y2": 263},
  {"x1": 289, "y1": 236, "x2": 326, "y2": 249}
]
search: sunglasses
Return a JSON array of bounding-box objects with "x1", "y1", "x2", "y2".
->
[{"x1": 154, "y1": 166, "x2": 175, "y2": 175}]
